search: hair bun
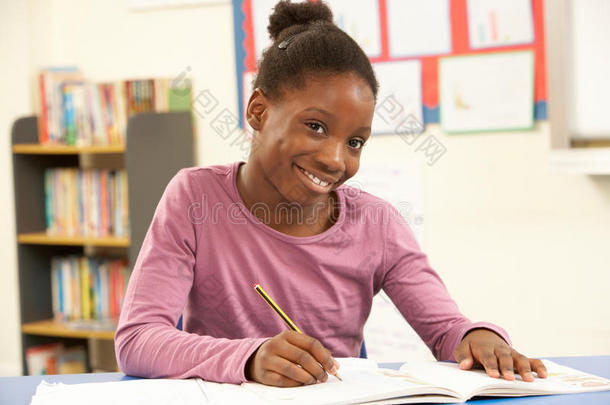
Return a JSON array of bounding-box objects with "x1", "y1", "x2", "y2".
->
[{"x1": 267, "y1": 0, "x2": 333, "y2": 41}]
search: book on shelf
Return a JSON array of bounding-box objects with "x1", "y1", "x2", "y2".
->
[
  {"x1": 50, "y1": 255, "x2": 130, "y2": 325},
  {"x1": 37, "y1": 67, "x2": 193, "y2": 146},
  {"x1": 44, "y1": 168, "x2": 129, "y2": 238},
  {"x1": 25, "y1": 343, "x2": 86, "y2": 376},
  {"x1": 28, "y1": 358, "x2": 610, "y2": 403}
]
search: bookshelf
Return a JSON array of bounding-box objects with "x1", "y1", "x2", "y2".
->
[
  {"x1": 17, "y1": 232, "x2": 130, "y2": 247},
  {"x1": 13, "y1": 144, "x2": 126, "y2": 155},
  {"x1": 12, "y1": 112, "x2": 194, "y2": 374}
]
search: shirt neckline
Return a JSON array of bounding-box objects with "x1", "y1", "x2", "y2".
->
[{"x1": 229, "y1": 161, "x2": 346, "y2": 244}]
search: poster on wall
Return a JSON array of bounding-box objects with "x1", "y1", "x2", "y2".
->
[
  {"x1": 386, "y1": 0, "x2": 452, "y2": 58},
  {"x1": 325, "y1": 0, "x2": 382, "y2": 58},
  {"x1": 439, "y1": 50, "x2": 534, "y2": 133},
  {"x1": 467, "y1": 0, "x2": 535, "y2": 49},
  {"x1": 372, "y1": 60, "x2": 423, "y2": 136}
]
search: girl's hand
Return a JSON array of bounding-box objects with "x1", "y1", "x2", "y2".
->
[
  {"x1": 245, "y1": 330, "x2": 340, "y2": 387},
  {"x1": 454, "y1": 328, "x2": 548, "y2": 382}
]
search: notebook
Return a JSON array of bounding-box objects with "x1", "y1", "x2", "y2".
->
[{"x1": 30, "y1": 358, "x2": 610, "y2": 405}]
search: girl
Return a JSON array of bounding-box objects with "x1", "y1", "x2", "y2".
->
[{"x1": 115, "y1": 0, "x2": 547, "y2": 387}]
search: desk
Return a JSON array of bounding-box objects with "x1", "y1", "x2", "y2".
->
[{"x1": 1, "y1": 356, "x2": 608, "y2": 405}]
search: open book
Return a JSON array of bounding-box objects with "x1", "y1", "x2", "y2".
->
[{"x1": 30, "y1": 358, "x2": 610, "y2": 405}]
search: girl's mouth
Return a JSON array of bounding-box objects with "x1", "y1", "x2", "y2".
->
[{"x1": 294, "y1": 164, "x2": 335, "y2": 193}]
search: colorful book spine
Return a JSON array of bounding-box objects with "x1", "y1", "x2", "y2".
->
[
  {"x1": 38, "y1": 72, "x2": 49, "y2": 143},
  {"x1": 99, "y1": 171, "x2": 109, "y2": 237},
  {"x1": 51, "y1": 256, "x2": 131, "y2": 323},
  {"x1": 62, "y1": 84, "x2": 76, "y2": 146},
  {"x1": 38, "y1": 69, "x2": 193, "y2": 146},
  {"x1": 70, "y1": 256, "x2": 81, "y2": 320},
  {"x1": 80, "y1": 257, "x2": 90, "y2": 321},
  {"x1": 44, "y1": 168, "x2": 128, "y2": 238},
  {"x1": 44, "y1": 171, "x2": 53, "y2": 233},
  {"x1": 50, "y1": 258, "x2": 60, "y2": 320}
]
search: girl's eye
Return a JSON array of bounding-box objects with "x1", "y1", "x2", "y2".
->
[
  {"x1": 348, "y1": 138, "x2": 365, "y2": 150},
  {"x1": 306, "y1": 122, "x2": 325, "y2": 134}
]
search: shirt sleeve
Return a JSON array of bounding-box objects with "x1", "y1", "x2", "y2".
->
[
  {"x1": 114, "y1": 169, "x2": 268, "y2": 383},
  {"x1": 380, "y1": 206, "x2": 511, "y2": 362}
]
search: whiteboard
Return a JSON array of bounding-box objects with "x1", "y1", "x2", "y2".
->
[{"x1": 568, "y1": 0, "x2": 610, "y2": 139}]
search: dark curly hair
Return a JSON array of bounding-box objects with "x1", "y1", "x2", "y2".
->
[{"x1": 252, "y1": 0, "x2": 379, "y2": 102}]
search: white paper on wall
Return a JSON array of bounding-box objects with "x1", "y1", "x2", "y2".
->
[
  {"x1": 348, "y1": 161, "x2": 430, "y2": 362},
  {"x1": 467, "y1": 0, "x2": 534, "y2": 49},
  {"x1": 363, "y1": 292, "x2": 435, "y2": 363},
  {"x1": 386, "y1": 0, "x2": 452, "y2": 57},
  {"x1": 439, "y1": 50, "x2": 534, "y2": 133},
  {"x1": 372, "y1": 60, "x2": 423, "y2": 136},
  {"x1": 324, "y1": 0, "x2": 382, "y2": 58},
  {"x1": 251, "y1": 0, "x2": 280, "y2": 60},
  {"x1": 242, "y1": 70, "x2": 256, "y2": 134},
  {"x1": 348, "y1": 161, "x2": 424, "y2": 243}
]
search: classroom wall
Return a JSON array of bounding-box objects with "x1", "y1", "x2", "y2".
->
[
  {"x1": 0, "y1": 0, "x2": 608, "y2": 375},
  {"x1": 0, "y1": 1, "x2": 32, "y2": 376}
]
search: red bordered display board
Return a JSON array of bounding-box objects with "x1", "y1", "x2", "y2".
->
[{"x1": 232, "y1": 0, "x2": 546, "y2": 132}]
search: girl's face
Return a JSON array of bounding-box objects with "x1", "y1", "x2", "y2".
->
[{"x1": 247, "y1": 72, "x2": 375, "y2": 207}]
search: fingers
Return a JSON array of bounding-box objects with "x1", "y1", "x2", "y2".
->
[
  {"x1": 510, "y1": 350, "x2": 533, "y2": 382},
  {"x1": 273, "y1": 336, "x2": 328, "y2": 383},
  {"x1": 283, "y1": 331, "x2": 338, "y2": 377},
  {"x1": 250, "y1": 331, "x2": 336, "y2": 387},
  {"x1": 471, "y1": 345, "x2": 501, "y2": 378},
  {"x1": 455, "y1": 329, "x2": 547, "y2": 383},
  {"x1": 265, "y1": 355, "x2": 319, "y2": 385},
  {"x1": 259, "y1": 370, "x2": 303, "y2": 387},
  {"x1": 495, "y1": 347, "x2": 515, "y2": 381},
  {"x1": 453, "y1": 340, "x2": 474, "y2": 370},
  {"x1": 530, "y1": 358, "x2": 548, "y2": 379}
]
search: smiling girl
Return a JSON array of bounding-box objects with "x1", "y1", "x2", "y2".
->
[{"x1": 115, "y1": 0, "x2": 547, "y2": 387}]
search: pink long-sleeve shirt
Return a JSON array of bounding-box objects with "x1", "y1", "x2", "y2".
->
[{"x1": 115, "y1": 161, "x2": 510, "y2": 384}]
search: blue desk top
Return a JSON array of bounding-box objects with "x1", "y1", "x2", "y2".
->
[{"x1": 1, "y1": 356, "x2": 608, "y2": 405}]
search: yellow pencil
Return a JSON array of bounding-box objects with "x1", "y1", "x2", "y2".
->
[{"x1": 253, "y1": 283, "x2": 342, "y2": 381}]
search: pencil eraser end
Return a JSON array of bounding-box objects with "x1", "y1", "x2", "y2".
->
[{"x1": 253, "y1": 283, "x2": 260, "y2": 289}]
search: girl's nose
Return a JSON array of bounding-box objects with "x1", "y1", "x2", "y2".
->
[{"x1": 316, "y1": 139, "x2": 346, "y2": 175}]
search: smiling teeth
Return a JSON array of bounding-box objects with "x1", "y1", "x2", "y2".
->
[{"x1": 300, "y1": 167, "x2": 330, "y2": 187}]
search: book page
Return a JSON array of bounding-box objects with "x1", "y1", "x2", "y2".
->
[
  {"x1": 30, "y1": 378, "x2": 207, "y2": 405},
  {"x1": 239, "y1": 362, "x2": 459, "y2": 405},
  {"x1": 481, "y1": 360, "x2": 610, "y2": 396},
  {"x1": 399, "y1": 360, "x2": 610, "y2": 399}
]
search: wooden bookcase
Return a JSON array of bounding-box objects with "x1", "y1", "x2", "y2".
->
[{"x1": 11, "y1": 112, "x2": 194, "y2": 374}]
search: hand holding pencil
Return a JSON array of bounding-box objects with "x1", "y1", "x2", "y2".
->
[{"x1": 244, "y1": 284, "x2": 342, "y2": 387}]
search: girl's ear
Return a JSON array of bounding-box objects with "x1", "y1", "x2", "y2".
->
[{"x1": 246, "y1": 88, "x2": 268, "y2": 131}]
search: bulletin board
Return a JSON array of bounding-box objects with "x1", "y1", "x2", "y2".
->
[{"x1": 231, "y1": 0, "x2": 547, "y2": 132}]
